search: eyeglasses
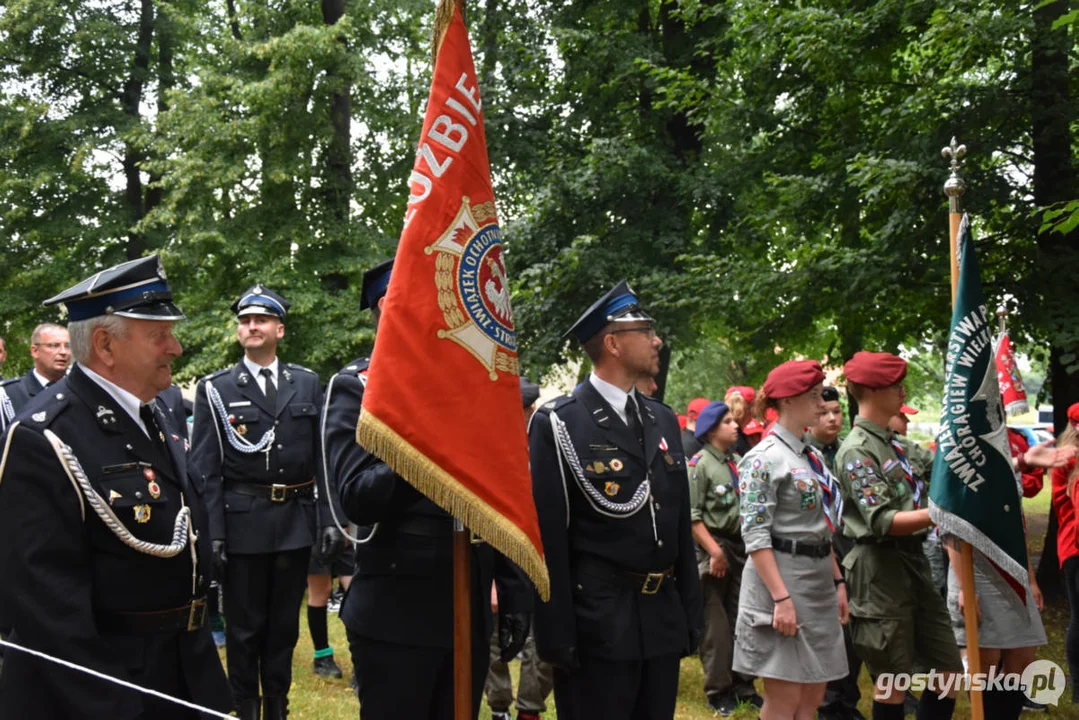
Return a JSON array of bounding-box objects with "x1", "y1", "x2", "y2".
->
[
  {"x1": 35, "y1": 343, "x2": 71, "y2": 351},
  {"x1": 609, "y1": 326, "x2": 657, "y2": 339}
]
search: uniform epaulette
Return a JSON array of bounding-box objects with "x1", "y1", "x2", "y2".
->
[
  {"x1": 687, "y1": 452, "x2": 703, "y2": 468},
  {"x1": 640, "y1": 394, "x2": 673, "y2": 413},
  {"x1": 285, "y1": 363, "x2": 317, "y2": 375},
  {"x1": 340, "y1": 358, "x2": 370, "y2": 376},
  {"x1": 20, "y1": 390, "x2": 72, "y2": 428},
  {"x1": 537, "y1": 394, "x2": 575, "y2": 414},
  {"x1": 201, "y1": 368, "x2": 231, "y2": 383},
  {"x1": 0, "y1": 377, "x2": 19, "y2": 388}
]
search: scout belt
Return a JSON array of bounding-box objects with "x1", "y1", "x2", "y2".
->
[
  {"x1": 230, "y1": 479, "x2": 314, "y2": 503},
  {"x1": 574, "y1": 555, "x2": 675, "y2": 595},
  {"x1": 771, "y1": 536, "x2": 832, "y2": 558},
  {"x1": 97, "y1": 597, "x2": 208, "y2": 634}
]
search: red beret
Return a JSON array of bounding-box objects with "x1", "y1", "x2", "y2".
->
[
  {"x1": 1068, "y1": 402, "x2": 1079, "y2": 426},
  {"x1": 763, "y1": 360, "x2": 826, "y2": 400},
  {"x1": 844, "y1": 351, "x2": 907, "y2": 388},
  {"x1": 744, "y1": 418, "x2": 765, "y2": 436},
  {"x1": 677, "y1": 414, "x2": 688, "y2": 430},
  {"x1": 686, "y1": 397, "x2": 709, "y2": 419},
  {"x1": 726, "y1": 386, "x2": 756, "y2": 405}
]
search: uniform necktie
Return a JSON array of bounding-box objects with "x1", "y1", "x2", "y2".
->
[
  {"x1": 726, "y1": 456, "x2": 740, "y2": 495},
  {"x1": 805, "y1": 446, "x2": 842, "y2": 532},
  {"x1": 139, "y1": 403, "x2": 167, "y2": 455},
  {"x1": 260, "y1": 368, "x2": 278, "y2": 410},
  {"x1": 624, "y1": 396, "x2": 644, "y2": 449},
  {"x1": 889, "y1": 437, "x2": 923, "y2": 506}
]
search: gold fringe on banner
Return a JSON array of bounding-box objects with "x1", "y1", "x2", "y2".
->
[
  {"x1": 431, "y1": 0, "x2": 464, "y2": 66},
  {"x1": 357, "y1": 410, "x2": 551, "y2": 601}
]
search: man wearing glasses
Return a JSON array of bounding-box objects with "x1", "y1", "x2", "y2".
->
[
  {"x1": 0, "y1": 323, "x2": 71, "y2": 433},
  {"x1": 528, "y1": 280, "x2": 703, "y2": 718}
]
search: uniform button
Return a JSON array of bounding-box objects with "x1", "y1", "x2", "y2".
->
[
  {"x1": 56, "y1": 393, "x2": 64, "y2": 400},
  {"x1": 576, "y1": 584, "x2": 583, "y2": 590},
  {"x1": 135, "y1": 491, "x2": 144, "y2": 499},
  {"x1": 654, "y1": 503, "x2": 661, "y2": 511},
  {"x1": 275, "y1": 420, "x2": 280, "y2": 426},
  {"x1": 279, "y1": 469, "x2": 285, "y2": 475},
  {"x1": 198, "y1": 575, "x2": 204, "y2": 585},
  {"x1": 390, "y1": 562, "x2": 397, "y2": 570},
  {"x1": 657, "y1": 540, "x2": 664, "y2": 548},
  {"x1": 277, "y1": 444, "x2": 284, "y2": 450}
]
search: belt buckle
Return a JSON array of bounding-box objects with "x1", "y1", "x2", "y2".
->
[
  {"x1": 641, "y1": 572, "x2": 665, "y2": 595},
  {"x1": 270, "y1": 484, "x2": 287, "y2": 502},
  {"x1": 788, "y1": 539, "x2": 798, "y2": 555},
  {"x1": 187, "y1": 599, "x2": 207, "y2": 631},
  {"x1": 469, "y1": 531, "x2": 484, "y2": 545}
]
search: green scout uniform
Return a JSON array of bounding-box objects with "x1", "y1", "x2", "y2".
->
[
  {"x1": 835, "y1": 417, "x2": 962, "y2": 676},
  {"x1": 688, "y1": 446, "x2": 755, "y2": 700},
  {"x1": 803, "y1": 431, "x2": 842, "y2": 477},
  {"x1": 895, "y1": 433, "x2": 949, "y2": 595}
]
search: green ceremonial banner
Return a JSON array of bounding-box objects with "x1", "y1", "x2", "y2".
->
[{"x1": 929, "y1": 213, "x2": 1029, "y2": 599}]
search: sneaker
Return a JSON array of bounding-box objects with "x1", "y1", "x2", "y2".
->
[
  {"x1": 212, "y1": 630, "x2": 226, "y2": 649},
  {"x1": 1021, "y1": 698, "x2": 1048, "y2": 713},
  {"x1": 706, "y1": 693, "x2": 740, "y2": 717},
  {"x1": 348, "y1": 670, "x2": 359, "y2": 696},
  {"x1": 328, "y1": 586, "x2": 345, "y2": 613},
  {"x1": 740, "y1": 692, "x2": 764, "y2": 710},
  {"x1": 313, "y1": 654, "x2": 343, "y2": 679}
]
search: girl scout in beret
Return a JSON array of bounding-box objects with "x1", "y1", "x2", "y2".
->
[{"x1": 733, "y1": 360, "x2": 848, "y2": 718}]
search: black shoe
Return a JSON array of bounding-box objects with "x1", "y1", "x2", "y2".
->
[
  {"x1": 741, "y1": 692, "x2": 764, "y2": 710},
  {"x1": 313, "y1": 654, "x2": 343, "y2": 679},
  {"x1": 903, "y1": 690, "x2": 919, "y2": 716},
  {"x1": 706, "y1": 693, "x2": 740, "y2": 717},
  {"x1": 236, "y1": 697, "x2": 261, "y2": 720},
  {"x1": 262, "y1": 695, "x2": 288, "y2": 720},
  {"x1": 349, "y1": 669, "x2": 359, "y2": 695}
]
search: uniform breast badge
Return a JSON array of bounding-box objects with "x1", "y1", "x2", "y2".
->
[
  {"x1": 108, "y1": 490, "x2": 122, "y2": 505},
  {"x1": 427, "y1": 197, "x2": 519, "y2": 381},
  {"x1": 589, "y1": 461, "x2": 607, "y2": 474},
  {"x1": 237, "y1": 424, "x2": 248, "y2": 436},
  {"x1": 147, "y1": 480, "x2": 161, "y2": 499},
  {"x1": 134, "y1": 504, "x2": 152, "y2": 523},
  {"x1": 604, "y1": 481, "x2": 620, "y2": 497},
  {"x1": 609, "y1": 458, "x2": 624, "y2": 472}
]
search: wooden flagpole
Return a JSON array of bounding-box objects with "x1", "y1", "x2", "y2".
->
[
  {"x1": 943, "y1": 137, "x2": 983, "y2": 720},
  {"x1": 453, "y1": 517, "x2": 472, "y2": 720}
]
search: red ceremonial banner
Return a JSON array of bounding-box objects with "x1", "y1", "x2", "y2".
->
[
  {"x1": 993, "y1": 332, "x2": 1029, "y2": 417},
  {"x1": 355, "y1": 2, "x2": 548, "y2": 599}
]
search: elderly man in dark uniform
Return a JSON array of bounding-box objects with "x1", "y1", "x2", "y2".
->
[
  {"x1": 0, "y1": 322, "x2": 71, "y2": 433},
  {"x1": 528, "y1": 280, "x2": 703, "y2": 719},
  {"x1": 321, "y1": 258, "x2": 532, "y2": 720},
  {"x1": 0, "y1": 254, "x2": 230, "y2": 719},
  {"x1": 190, "y1": 285, "x2": 342, "y2": 720}
]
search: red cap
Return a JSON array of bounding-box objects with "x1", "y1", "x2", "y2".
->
[
  {"x1": 1068, "y1": 402, "x2": 1079, "y2": 426},
  {"x1": 677, "y1": 414, "x2": 688, "y2": 431},
  {"x1": 844, "y1": 351, "x2": 907, "y2": 388},
  {"x1": 726, "y1": 385, "x2": 756, "y2": 405},
  {"x1": 900, "y1": 404, "x2": 919, "y2": 415},
  {"x1": 762, "y1": 360, "x2": 825, "y2": 400},
  {"x1": 686, "y1": 398, "x2": 709, "y2": 420},
  {"x1": 765, "y1": 408, "x2": 778, "y2": 423},
  {"x1": 744, "y1": 418, "x2": 765, "y2": 436}
]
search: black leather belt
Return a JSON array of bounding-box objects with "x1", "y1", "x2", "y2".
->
[
  {"x1": 853, "y1": 536, "x2": 924, "y2": 550},
  {"x1": 771, "y1": 536, "x2": 832, "y2": 558},
  {"x1": 97, "y1": 598, "x2": 208, "y2": 634},
  {"x1": 230, "y1": 479, "x2": 314, "y2": 503},
  {"x1": 390, "y1": 515, "x2": 485, "y2": 544},
  {"x1": 575, "y1": 556, "x2": 675, "y2": 596}
]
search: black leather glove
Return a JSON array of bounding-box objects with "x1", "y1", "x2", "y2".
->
[
  {"x1": 497, "y1": 611, "x2": 532, "y2": 663},
  {"x1": 211, "y1": 540, "x2": 228, "y2": 582},
  {"x1": 315, "y1": 525, "x2": 345, "y2": 564},
  {"x1": 543, "y1": 646, "x2": 579, "y2": 671}
]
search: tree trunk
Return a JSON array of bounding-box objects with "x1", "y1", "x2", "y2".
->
[
  {"x1": 120, "y1": 0, "x2": 155, "y2": 259},
  {"x1": 1031, "y1": 0, "x2": 1077, "y2": 601},
  {"x1": 322, "y1": 0, "x2": 352, "y2": 228}
]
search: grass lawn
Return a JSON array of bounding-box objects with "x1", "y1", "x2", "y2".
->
[{"x1": 257, "y1": 488, "x2": 1076, "y2": 718}]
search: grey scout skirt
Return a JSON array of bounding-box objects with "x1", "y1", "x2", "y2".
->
[{"x1": 733, "y1": 549, "x2": 849, "y2": 684}]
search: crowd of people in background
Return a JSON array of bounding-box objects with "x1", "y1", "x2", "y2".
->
[{"x1": 0, "y1": 262, "x2": 1078, "y2": 720}]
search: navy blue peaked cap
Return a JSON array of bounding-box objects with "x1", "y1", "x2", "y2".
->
[
  {"x1": 231, "y1": 284, "x2": 289, "y2": 318},
  {"x1": 360, "y1": 258, "x2": 394, "y2": 311},
  {"x1": 43, "y1": 254, "x2": 185, "y2": 322},
  {"x1": 565, "y1": 280, "x2": 654, "y2": 344}
]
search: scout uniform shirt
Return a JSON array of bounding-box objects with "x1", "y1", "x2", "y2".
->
[
  {"x1": 689, "y1": 445, "x2": 742, "y2": 538},
  {"x1": 738, "y1": 423, "x2": 835, "y2": 554},
  {"x1": 835, "y1": 417, "x2": 923, "y2": 542}
]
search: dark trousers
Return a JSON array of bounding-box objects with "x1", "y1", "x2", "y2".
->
[
  {"x1": 551, "y1": 653, "x2": 681, "y2": 720},
  {"x1": 224, "y1": 547, "x2": 310, "y2": 701},
  {"x1": 348, "y1": 632, "x2": 489, "y2": 720},
  {"x1": 698, "y1": 546, "x2": 754, "y2": 699},
  {"x1": 822, "y1": 533, "x2": 862, "y2": 717}
]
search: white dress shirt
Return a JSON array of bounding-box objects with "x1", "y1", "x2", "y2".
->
[
  {"x1": 588, "y1": 372, "x2": 640, "y2": 427},
  {"x1": 79, "y1": 364, "x2": 151, "y2": 438},
  {"x1": 243, "y1": 356, "x2": 279, "y2": 395}
]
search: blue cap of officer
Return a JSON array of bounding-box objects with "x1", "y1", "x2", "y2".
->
[
  {"x1": 565, "y1": 280, "x2": 654, "y2": 344},
  {"x1": 694, "y1": 400, "x2": 731, "y2": 441},
  {"x1": 360, "y1": 258, "x2": 394, "y2": 311},
  {"x1": 44, "y1": 254, "x2": 185, "y2": 322},
  {"x1": 230, "y1": 284, "x2": 289, "y2": 319},
  {"x1": 520, "y1": 376, "x2": 540, "y2": 409}
]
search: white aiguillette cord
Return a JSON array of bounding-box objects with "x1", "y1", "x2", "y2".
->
[{"x1": 0, "y1": 638, "x2": 232, "y2": 718}]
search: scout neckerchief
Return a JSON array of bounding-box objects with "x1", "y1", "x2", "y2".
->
[
  {"x1": 804, "y1": 447, "x2": 842, "y2": 532},
  {"x1": 888, "y1": 435, "x2": 923, "y2": 506},
  {"x1": 726, "y1": 454, "x2": 740, "y2": 494}
]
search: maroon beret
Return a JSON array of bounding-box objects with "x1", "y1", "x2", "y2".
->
[
  {"x1": 844, "y1": 351, "x2": 907, "y2": 388},
  {"x1": 763, "y1": 360, "x2": 825, "y2": 400},
  {"x1": 1068, "y1": 402, "x2": 1079, "y2": 427}
]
